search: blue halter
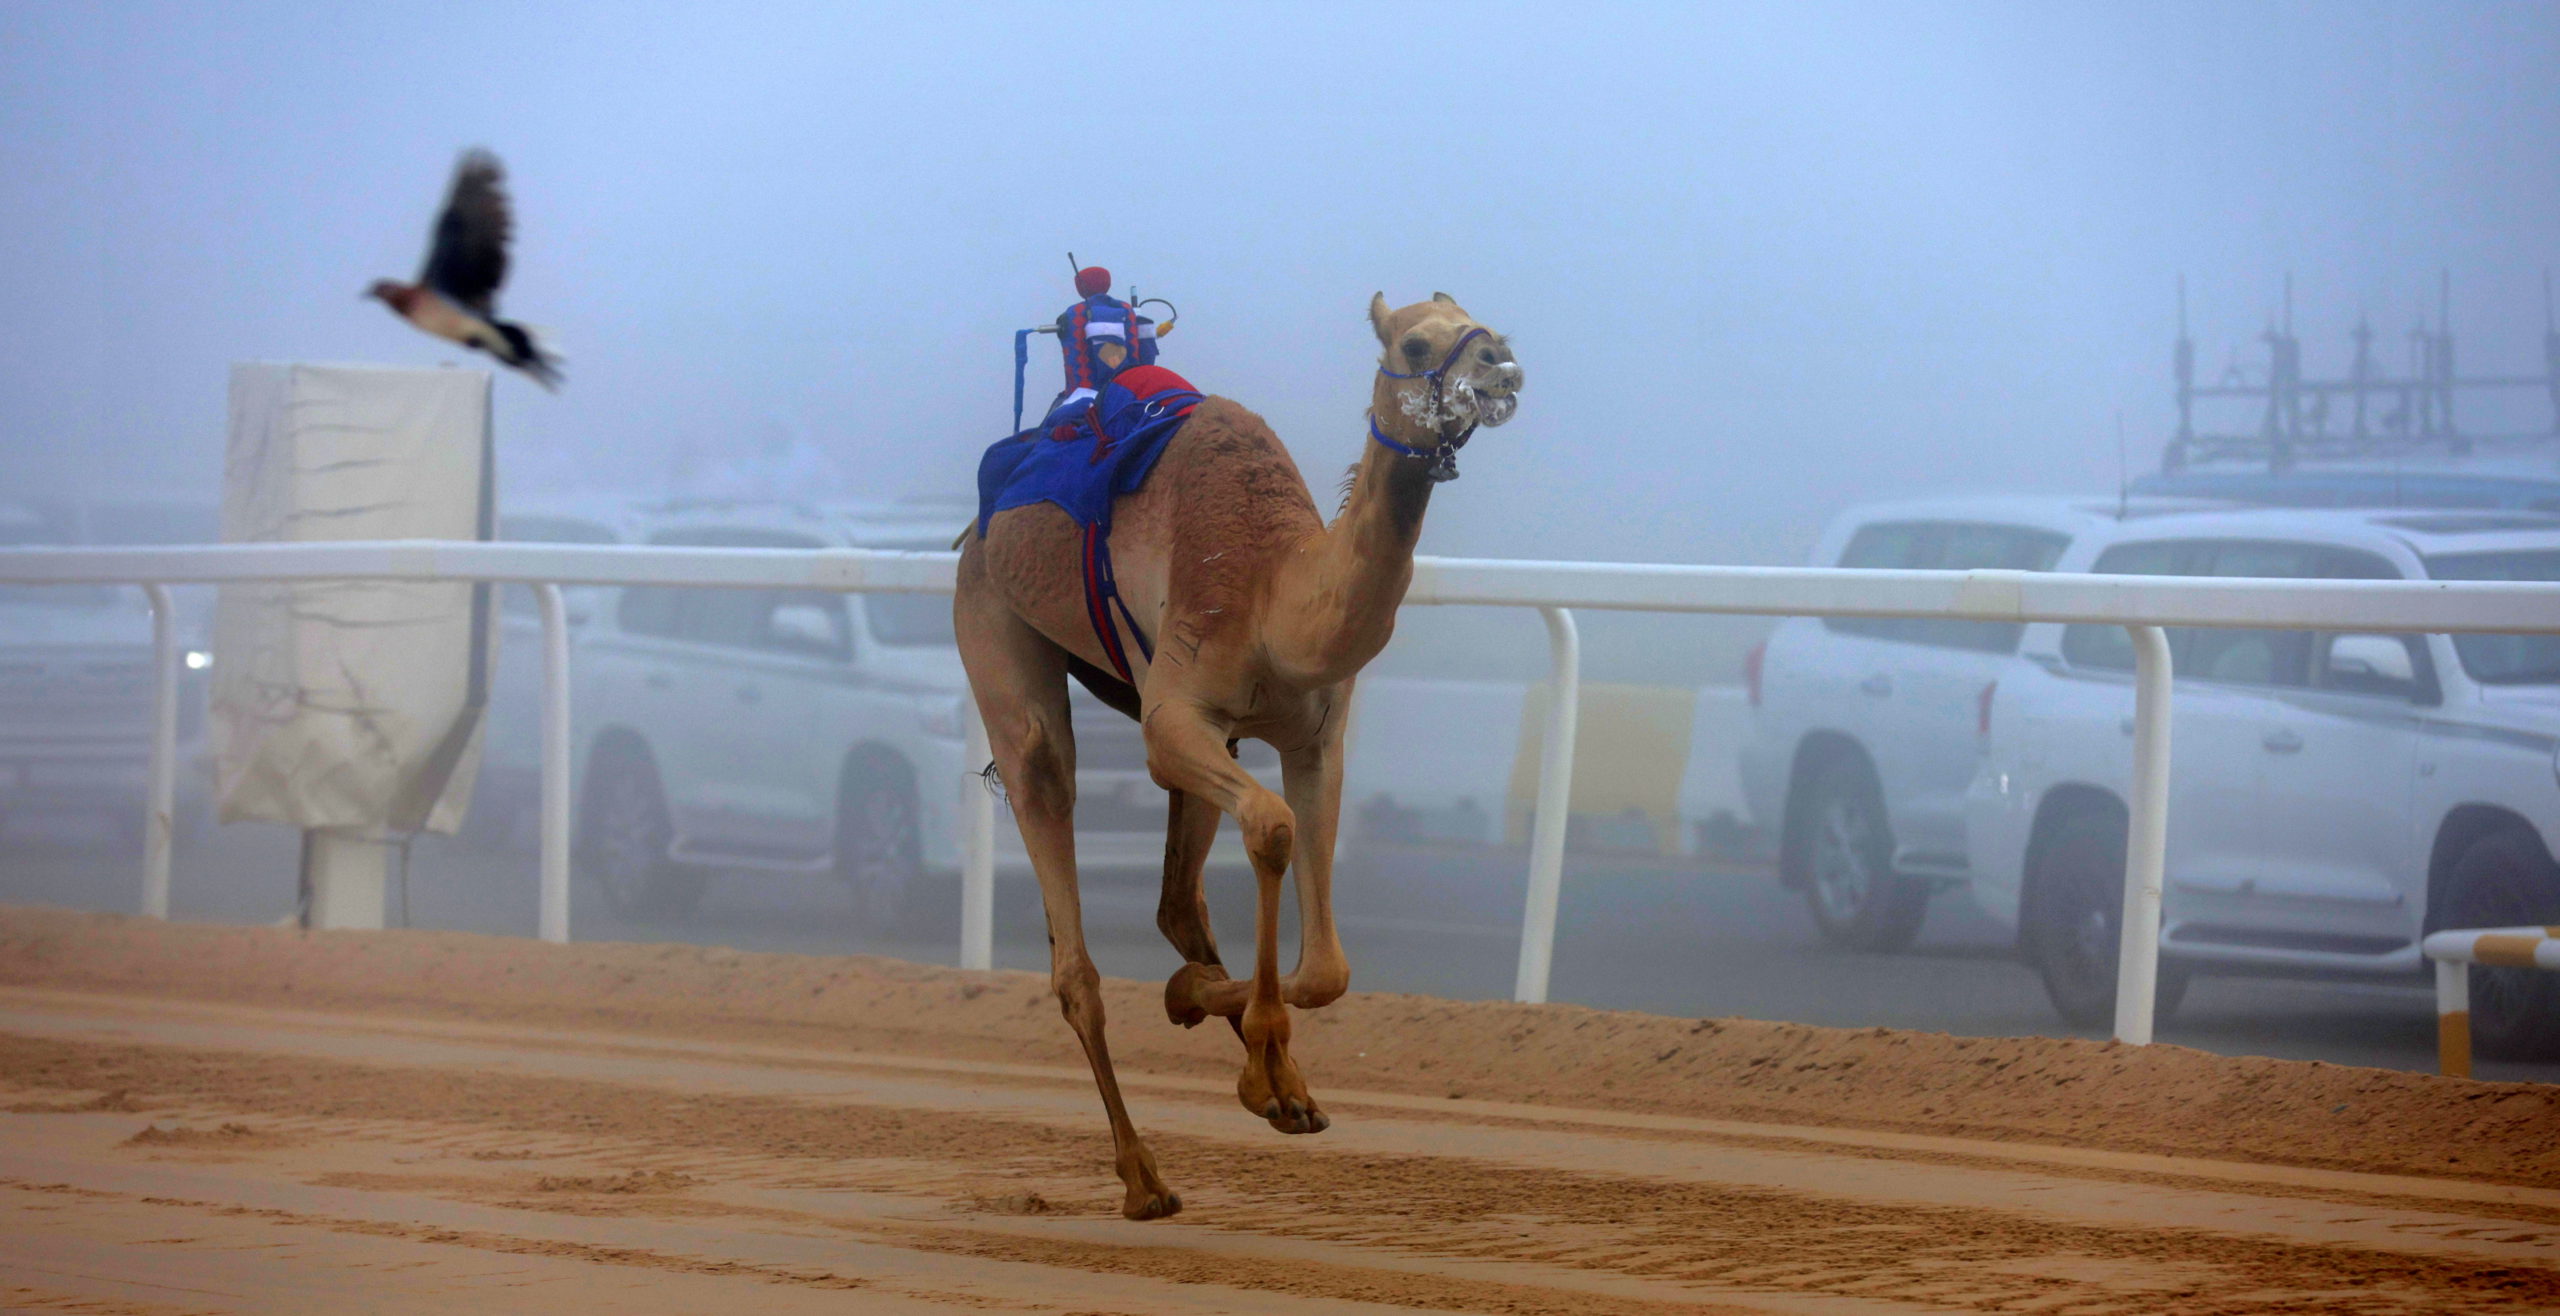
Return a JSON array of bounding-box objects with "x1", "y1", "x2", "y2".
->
[{"x1": 1369, "y1": 326, "x2": 1489, "y2": 482}]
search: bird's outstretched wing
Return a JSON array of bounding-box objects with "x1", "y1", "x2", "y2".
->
[{"x1": 418, "y1": 148, "x2": 511, "y2": 312}]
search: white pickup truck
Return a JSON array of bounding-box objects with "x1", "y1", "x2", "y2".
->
[
  {"x1": 1967, "y1": 508, "x2": 2560, "y2": 1057},
  {"x1": 566, "y1": 500, "x2": 1275, "y2": 930},
  {"x1": 1742, "y1": 497, "x2": 2560, "y2": 1058}
]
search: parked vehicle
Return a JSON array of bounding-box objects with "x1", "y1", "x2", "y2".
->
[
  {"x1": 569, "y1": 501, "x2": 1272, "y2": 928},
  {"x1": 1967, "y1": 507, "x2": 2560, "y2": 1055},
  {"x1": 459, "y1": 496, "x2": 648, "y2": 850},
  {"x1": 0, "y1": 498, "x2": 217, "y2": 846},
  {"x1": 1738, "y1": 496, "x2": 2214, "y2": 950}
]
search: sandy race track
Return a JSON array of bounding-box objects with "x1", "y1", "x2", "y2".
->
[{"x1": 2, "y1": 908, "x2": 2558, "y2": 1313}]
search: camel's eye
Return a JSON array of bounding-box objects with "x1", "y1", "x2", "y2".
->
[
  {"x1": 1476, "y1": 348, "x2": 1497, "y2": 365},
  {"x1": 1401, "y1": 337, "x2": 1431, "y2": 363}
]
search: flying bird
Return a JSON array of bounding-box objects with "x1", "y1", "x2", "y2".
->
[{"x1": 366, "y1": 149, "x2": 563, "y2": 389}]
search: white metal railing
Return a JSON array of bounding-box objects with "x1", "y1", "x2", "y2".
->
[{"x1": 10, "y1": 539, "x2": 2560, "y2": 1046}]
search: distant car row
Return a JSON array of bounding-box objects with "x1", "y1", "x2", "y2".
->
[
  {"x1": 0, "y1": 492, "x2": 1272, "y2": 932},
  {"x1": 1741, "y1": 497, "x2": 2560, "y2": 1057},
  {"x1": 0, "y1": 498, "x2": 220, "y2": 844},
  {"x1": 472, "y1": 496, "x2": 1277, "y2": 931},
  {"x1": 13, "y1": 477, "x2": 2560, "y2": 1053}
]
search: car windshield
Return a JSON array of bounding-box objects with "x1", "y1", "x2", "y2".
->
[
  {"x1": 2425, "y1": 549, "x2": 2560, "y2": 684},
  {"x1": 864, "y1": 593, "x2": 956, "y2": 647}
]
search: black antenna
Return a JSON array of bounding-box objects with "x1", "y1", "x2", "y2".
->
[
  {"x1": 2440, "y1": 269, "x2": 2457, "y2": 438},
  {"x1": 2350, "y1": 312, "x2": 2374, "y2": 439},
  {"x1": 2173, "y1": 275, "x2": 2194, "y2": 451},
  {"x1": 2116, "y1": 410, "x2": 2129, "y2": 519},
  {"x1": 2545, "y1": 269, "x2": 2558, "y2": 438},
  {"x1": 1066, "y1": 251, "x2": 1081, "y2": 279}
]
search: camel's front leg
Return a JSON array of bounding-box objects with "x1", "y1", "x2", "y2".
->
[
  {"x1": 1172, "y1": 700, "x2": 1351, "y2": 1016},
  {"x1": 1278, "y1": 689, "x2": 1351, "y2": 1010},
  {"x1": 1143, "y1": 702, "x2": 1327, "y2": 1135}
]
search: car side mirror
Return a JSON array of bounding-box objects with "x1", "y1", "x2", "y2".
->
[
  {"x1": 2327, "y1": 633, "x2": 2411, "y2": 682},
  {"x1": 766, "y1": 602, "x2": 848, "y2": 660},
  {"x1": 2321, "y1": 633, "x2": 2430, "y2": 702}
]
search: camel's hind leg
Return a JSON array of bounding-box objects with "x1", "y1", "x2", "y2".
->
[
  {"x1": 956, "y1": 585, "x2": 1179, "y2": 1220},
  {"x1": 1143, "y1": 702, "x2": 1327, "y2": 1135}
]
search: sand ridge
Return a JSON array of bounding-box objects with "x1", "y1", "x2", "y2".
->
[
  {"x1": 3, "y1": 906, "x2": 2552, "y2": 1187},
  {"x1": 2, "y1": 905, "x2": 2557, "y2": 1312}
]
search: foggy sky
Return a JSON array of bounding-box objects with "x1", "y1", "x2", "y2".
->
[{"x1": 5, "y1": 1, "x2": 2557, "y2": 583}]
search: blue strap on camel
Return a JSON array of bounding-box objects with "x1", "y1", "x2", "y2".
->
[{"x1": 977, "y1": 265, "x2": 1200, "y2": 684}]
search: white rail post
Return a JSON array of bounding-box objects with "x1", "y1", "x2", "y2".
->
[
  {"x1": 2114, "y1": 623, "x2": 2173, "y2": 1044},
  {"x1": 1513, "y1": 605, "x2": 1581, "y2": 1004},
  {"x1": 960, "y1": 695, "x2": 995, "y2": 971},
  {"x1": 141, "y1": 583, "x2": 178, "y2": 920},
  {"x1": 535, "y1": 584, "x2": 572, "y2": 944}
]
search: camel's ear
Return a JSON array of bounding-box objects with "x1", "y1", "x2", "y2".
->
[
  {"x1": 1369, "y1": 292, "x2": 1393, "y2": 345},
  {"x1": 1431, "y1": 291, "x2": 1458, "y2": 306}
]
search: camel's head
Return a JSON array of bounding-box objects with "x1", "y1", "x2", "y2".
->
[{"x1": 1369, "y1": 293, "x2": 1523, "y2": 453}]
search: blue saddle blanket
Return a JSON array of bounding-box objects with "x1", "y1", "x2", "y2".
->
[{"x1": 975, "y1": 366, "x2": 1203, "y2": 538}]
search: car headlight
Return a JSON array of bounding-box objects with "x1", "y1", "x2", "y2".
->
[{"x1": 183, "y1": 649, "x2": 212, "y2": 671}]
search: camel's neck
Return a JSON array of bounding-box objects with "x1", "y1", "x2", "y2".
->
[{"x1": 1264, "y1": 385, "x2": 1443, "y2": 686}]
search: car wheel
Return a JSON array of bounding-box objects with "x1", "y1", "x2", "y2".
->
[
  {"x1": 838, "y1": 758, "x2": 924, "y2": 933},
  {"x1": 2024, "y1": 812, "x2": 2189, "y2": 1031},
  {"x1": 2436, "y1": 828, "x2": 2560, "y2": 1062},
  {"x1": 579, "y1": 747, "x2": 703, "y2": 919},
  {"x1": 1796, "y1": 755, "x2": 1929, "y2": 952}
]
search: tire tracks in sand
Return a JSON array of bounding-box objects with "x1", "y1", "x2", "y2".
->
[{"x1": 2, "y1": 988, "x2": 2557, "y2": 1314}]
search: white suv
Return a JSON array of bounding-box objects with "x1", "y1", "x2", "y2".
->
[
  {"x1": 1739, "y1": 498, "x2": 2205, "y2": 950},
  {"x1": 462, "y1": 497, "x2": 645, "y2": 850},
  {"x1": 1968, "y1": 508, "x2": 2560, "y2": 1056},
  {"x1": 570, "y1": 502, "x2": 1269, "y2": 927}
]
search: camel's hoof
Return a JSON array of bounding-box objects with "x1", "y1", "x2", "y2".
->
[
  {"x1": 1123, "y1": 1189, "x2": 1183, "y2": 1221},
  {"x1": 1266, "y1": 1097, "x2": 1330, "y2": 1136},
  {"x1": 1164, "y1": 962, "x2": 1226, "y2": 1028}
]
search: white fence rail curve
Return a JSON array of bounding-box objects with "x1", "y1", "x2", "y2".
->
[{"x1": 10, "y1": 539, "x2": 2560, "y2": 1047}]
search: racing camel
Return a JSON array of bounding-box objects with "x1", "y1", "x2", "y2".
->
[{"x1": 956, "y1": 292, "x2": 1524, "y2": 1219}]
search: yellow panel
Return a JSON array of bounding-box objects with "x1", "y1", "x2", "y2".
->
[{"x1": 1507, "y1": 682, "x2": 1698, "y2": 854}]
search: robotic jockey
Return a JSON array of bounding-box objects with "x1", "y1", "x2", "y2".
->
[
  {"x1": 979, "y1": 264, "x2": 1203, "y2": 681},
  {"x1": 1020, "y1": 264, "x2": 1174, "y2": 435}
]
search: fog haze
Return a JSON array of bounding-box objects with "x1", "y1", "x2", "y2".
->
[{"x1": 5, "y1": 2, "x2": 2556, "y2": 675}]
